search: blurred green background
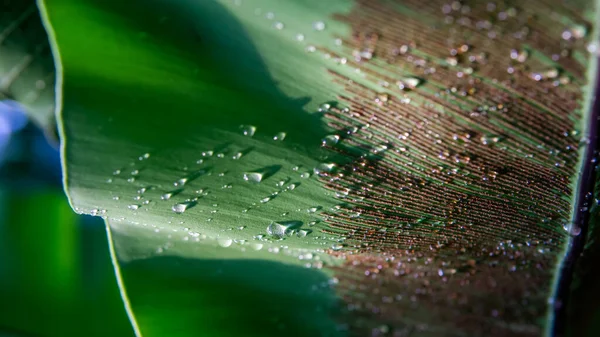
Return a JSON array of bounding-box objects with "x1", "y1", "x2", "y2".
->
[{"x1": 0, "y1": 101, "x2": 133, "y2": 337}]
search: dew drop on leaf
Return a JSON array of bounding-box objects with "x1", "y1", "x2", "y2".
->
[
  {"x1": 218, "y1": 238, "x2": 233, "y2": 247},
  {"x1": 172, "y1": 201, "x2": 195, "y2": 214},
  {"x1": 240, "y1": 125, "x2": 256, "y2": 136},
  {"x1": 243, "y1": 172, "x2": 263, "y2": 183},
  {"x1": 331, "y1": 244, "x2": 344, "y2": 251},
  {"x1": 174, "y1": 177, "x2": 188, "y2": 187},
  {"x1": 322, "y1": 134, "x2": 340, "y2": 146},
  {"x1": 313, "y1": 21, "x2": 326, "y2": 31},
  {"x1": 273, "y1": 132, "x2": 286, "y2": 141},
  {"x1": 266, "y1": 222, "x2": 286, "y2": 239}
]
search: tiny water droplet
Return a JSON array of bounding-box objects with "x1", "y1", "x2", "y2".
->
[
  {"x1": 128, "y1": 204, "x2": 140, "y2": 210},
  {"x1": 113, "y1": 169, "x2": 121, "y2": 175},
  {"x1": 106, "y1": 178, "x2": 113, "y2": 183},
  {"x1": 287, "y1": 183, "x2": 297, "y2": 190},
  {"x1": 331, "y1": 244, "x2": 344, "y2": 251},
  {"x1": 202, "y1": 151, "x2": 214, "y2": 157},
  {"x1": 273, "y1": 132, "x2": 286, "y2": 141},
  {"x1": 131, "y1": 170, "x2": 139, "y2": 176},
  {"x1": 127, "y1": 177, "x2": 136, "y2": 183},
  {"x1": 300, "y1": 172, "x2": 311, "y2": 179},
  {"x1": 161, "y1": 192, "x2": 173, "y2": 200},
  {"x1": 260, "y1": 196, "x2": 272, "y2": 203},
  {"x1": 240, "y1": 125, "x2": 256, "y2": 136},
  {"x1": 174, "y1": 177, "x2": 188, "y2": 186},
  {"x1": 274, "y1": 21, "x2": 284, "y2": 30},
  {"x1": 295, "y1": 33, "x2": 305, "y2": 41},
  {"x1": 172, "y1": 201, "x2": 194, "y2": 214},
  {"x1": 398, "y1": 77, "x2": 420, "y2": 90},
  {"x1": 113, "y1": 196, "x2": 120, "y2": 200},
  {"x1": 297, "y1": 229, "x2": 312, "y2": 237},
  {"x1": 313, "y1": 21, "x2": 326, "y2": 31},
  {"x1": 232, "y1": 152, "x2": 243, "y2": 160},
  {"x1": 314, "y1": 163, "x2": 336, "y2": 175},
  {"x1": 322, "y1": 134, "x2": 340, "y2": 146}
]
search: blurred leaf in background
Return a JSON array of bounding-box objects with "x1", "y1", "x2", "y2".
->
[{"x1": 0, "y1": 101, "x2": 133, "y2": 337}]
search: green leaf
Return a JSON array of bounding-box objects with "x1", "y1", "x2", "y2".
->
[
  {"x1": 38, "y1": 0, "x2": 600, "y2": 336},
  {"x1": 0, "y1": 190, "x2": 132, "y2": 337},
  {"x1": 0, "y1": 0, "x2": 56, "y2": 139}
]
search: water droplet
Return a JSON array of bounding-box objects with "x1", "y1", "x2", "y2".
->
[
  {"x1": 106, "y1": 178, "x2": 113, "y2": 183},
  {"x1": 131, "y1": 169, "x2": 139, "y2": 176},
  {"x1": 274, "y1": 21, "x2": 284, "y2": 30},
  {"x1": 266, "y1": 220, "x2": 302, "y2": 239},
  {"x1": 480, "y1": 135, "x2": 502, "y2": 145},
  {"x1": 267, "y1": 222, "x2": 286, "y2": 239},
  {"x1": 295, "y1": 33, "x2": 305, "y2": 41},
  {"x1": 273, "y1": 132, "x2": 286, "y2": 141},
  {"x1": 563, "y1": 24, "x2": 587, "y2": 40},
  {"x1": 398, "y1": 77, "x2": 420, "y2": 90},
  {"x1": 314, "y1": 163, "x2": 336, "y2": 175},
  {"x1": 113, "y1": 169, "x2": 121, "y2": 175},
  {"x1": 232, "y1": 152, "x2": 243, "y2": 160},
  {"x1": 313, "y1": 21, "x2": 326, "y2": 31},
  {"x1": 260, "y1": 196, "x2": 272, "y2": 203},
  {"x1": 307, "y1": 207, "x2": 320, "y2": 213},
  {"x1": 287, "y1": 183, "x2": 297, "y2": 190},
  {"x1": 137, "y1": 187, "x2": 147, "y2": 194},
  {"x1": 322, "y1": 134, "x2": 340, "y2": 146},
  {"x1": 161, "y1": 192, "x2": 173, "y2": 200},
  {"x1": 172, "y1": 201, "x2": 195, "y2": 214},
  {"x1": 306, "y1": 45, "x2": 316, "y2": 53},
  {"x1": 202, "y1": 151, "x2": 214, "y2": 157},
  {"x1": 331, "y1": 244, "x2": 344, "y2": 251},
  {"x1": 174, "y1": 177, "x2": 188, "y2": 187},
  {"x1": 128, "y1": 204, "x2": 140, "y2": 210},
  {"x1": 127, "y1": 177, "x2": 136, "y2": 183},
  {"x1": 251, "y1": 243, "x2": 263, "y2": 251},
  {"x1": 240, "y1": 125, "x2": 256, "y2": 136},
  {"x1": 300, "y1": 172, "x2": 311, "y2": 179},
  {"x1": 112, "y1": 196, "x2": 120, "y2": 200},
  {"x1": 510, "y1": 49, "x2": 528, "y2": 63},
  {"x1": 243, "y1": 172, "x2": 263, "y2": 183},
  {"x1": 218, "y1": 238, "x2": 233, "y2": 247},
  {"x1": 297, "y1": 229, "x2": 312, "y2": 237}
]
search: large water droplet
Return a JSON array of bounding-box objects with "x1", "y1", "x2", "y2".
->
[
  {"x1": 267, "y1": 222, "x2": 286, "y2": 239},
  {"x1": 266, "y1": 221, "x2": 302, "y2": 239}
]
